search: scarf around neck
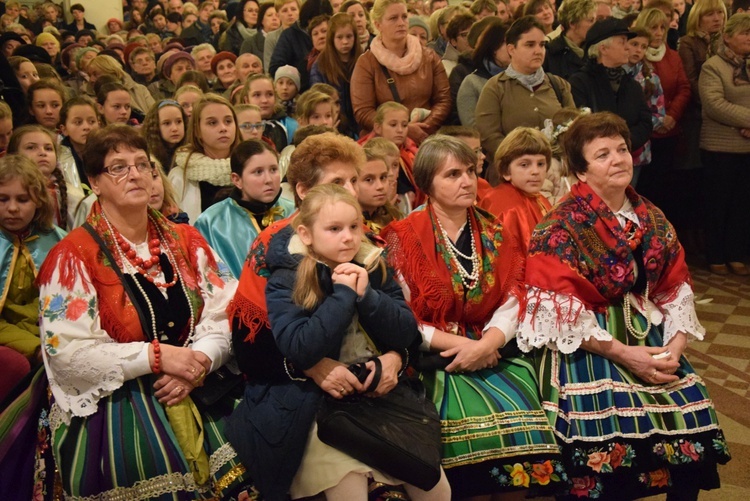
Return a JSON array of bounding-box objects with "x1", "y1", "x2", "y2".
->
[
  {"x1": 716, "y1": 40, "x2": 750, "y2": 85},
  {"x1": 563, "y1": 35, "x2": 584, "y2": 59},
  {"x1": 505, "y1": 63, "x2": 545, "y2": 91},
  {"x1": 175, "y1": 149, "x2": 232, "y2": 186},
  {"x1": 369, "y1": 34, "x2": 423, "y2": 75},
  {"x1": 482, "y1": 57, "x2": 505, "y2": 76},
  {"x1": 646, "y1": 43, "x2": 666, "y2": 62}
]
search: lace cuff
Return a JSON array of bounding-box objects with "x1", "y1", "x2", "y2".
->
[
  {"x1": 518, "y1": 288, "x2": 612, "y2": 354},
  {"x1": 654, "y1": 281, "x2": 706, "y2": 345}
]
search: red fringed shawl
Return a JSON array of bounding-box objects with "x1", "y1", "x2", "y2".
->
[
  {"x1": 36, "y1": 202, "x2": 217, "y2": 343},
  {"x1": 524, "y1": 182, "x2": 690, "y2": 316},
  {"x1": 226, "y1": 215, "x2": 295, "y2": 342},
  {"x1": 381, "y1": 204, "x2": 523, "y2": 338},
  {"x1": 479, "y1": 183, "x2": 552, "y2": 254}
]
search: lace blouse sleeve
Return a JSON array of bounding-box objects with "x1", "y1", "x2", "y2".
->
[
  {"x1": 40, "y1": 254, "x2": 147, "y2": 418},
  {"x1": 517, "y1": 286, "x2": 612, "y2": 354},
  {"x1": 653, "y1": 281, "x2": 705, "y2": 345}
]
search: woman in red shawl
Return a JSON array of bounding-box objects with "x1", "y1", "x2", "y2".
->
[
  {"x1": 518, "y1": 112, "x2": 730, "y2": 500},
  {"x1": 382, "y1": 136, "x2": 563, "y2": 498}
]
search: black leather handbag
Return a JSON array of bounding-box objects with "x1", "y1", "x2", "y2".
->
[{"x1": 316, "y1": 359, "x2": 443, "y2": 491}]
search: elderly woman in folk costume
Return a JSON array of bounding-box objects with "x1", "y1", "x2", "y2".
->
[
  {"x1": 37, "y1": 125, "x2": 253, "y2": 499},
  {"x1": 518, "y1": 112, "x2": 730, "y2": 500}
]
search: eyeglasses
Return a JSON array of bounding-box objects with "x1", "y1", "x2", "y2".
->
[
  {"x1": 239, "y1": 122, "x2": 266, "y2": 132},
  {"x1": 103, "y1": 161, "x2": 154, "y2": 178}
]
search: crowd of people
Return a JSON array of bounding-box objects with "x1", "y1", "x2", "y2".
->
[{"x1": 0, "y1": 0, "x2": 745, "y2": 498}]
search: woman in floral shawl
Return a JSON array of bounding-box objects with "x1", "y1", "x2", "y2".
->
[
  {"x1": 36, "y1": 125, "x2": 252, "y2": 500},
  {"x1": 382, "y1": 136, "x2": 563, "y2": 498},
  {"x1": 518, "y1": 112, "x2": 730, "y2": 500}
]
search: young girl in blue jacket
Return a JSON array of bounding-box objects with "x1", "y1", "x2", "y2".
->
[{"x1": 228, "y1": 184, "x2": 450, "y2": 500}]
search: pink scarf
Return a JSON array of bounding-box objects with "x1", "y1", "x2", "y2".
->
[{"x1": 369, "y1": 34, "x2": 423, "y2": 75}]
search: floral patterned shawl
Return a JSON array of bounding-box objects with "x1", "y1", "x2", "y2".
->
[{"x1": 523, "y1": 182, "x2": 689, "y2": 317}]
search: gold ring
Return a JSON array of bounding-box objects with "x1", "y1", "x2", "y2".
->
[
  {"x1": 651, "y1": 369, "x2": 658, "y2": 380},
  {"x1": 196, "y1": 368, "x2": 206, "y2": 382},
  {"x1": 175, "y1": 386, "x2": 184, "y2": 394},
  {"x1": 339, "y1": 387, "x2": 346, "y2": 394},
  {"x1": 190, "y1": 367, "x2": 196, "y2": 374}
]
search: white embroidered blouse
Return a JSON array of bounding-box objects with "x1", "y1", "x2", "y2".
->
[{"x1": 39, "y1": 238, "x2": 238, "y2": 419}]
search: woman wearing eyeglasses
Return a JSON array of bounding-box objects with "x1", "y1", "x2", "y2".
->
[
  {"x1": 195, "y1": 139, "x2": 294, "y2": 278},
  {"x1": 36, "y1": 124, "x2": 254, "y2": 500}
]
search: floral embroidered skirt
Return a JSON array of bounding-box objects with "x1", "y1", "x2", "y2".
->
[
  {"x1": 50, "y1": 376, "x2": 255, "y2": 500},
  {"x1": 421, "y1": 352, "x2": 564, "y2": 497},
  {"x1": 533, "y1": 306, "x2": 731, "y2": 500}
]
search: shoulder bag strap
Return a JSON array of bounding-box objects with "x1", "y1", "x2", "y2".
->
[
  {"x1": 547, "y1": 74, "x2": 564, "y2": 105},
  {"x1": 82, "y1": 222, "x2": 152, "y2": 339},
  {"x1": 379, "y1": 64, "x2": 401, "y2": 103}
]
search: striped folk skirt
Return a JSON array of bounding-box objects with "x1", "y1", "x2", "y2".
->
[
  {"x1": 421, "y1": 351, "x2": 565, "y2": 498},
  {"x1": 534, "y1": 305, "x2": 731, "y2": 500},
  {"x1": 50, "y1": 376, "x2": 254, "y2": 500}
]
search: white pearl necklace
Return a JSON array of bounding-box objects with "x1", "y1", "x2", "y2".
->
[
  {"x1": 436, "y1": 216, "x2": 480, "y2": 289},
  {"x1": 623, "y1": 282, "x2": 651, "y2": 340},
  {"x1": 102, "y1": 212, "x2": 195, "y2": 347}
]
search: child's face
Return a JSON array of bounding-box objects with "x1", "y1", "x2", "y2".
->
[
  {"x1": 307, "y1": 102, "x2": 334, "y2": 127},
  {"x1": 298, "y1": 200, "x2": 362, "y2": 268},
  {"x1": 149, "y1": 170, "x2": 165, "y2": 211},
  {"x1": 278, "y1": 1, "x2": 299, "y2": 28},
  {"x1": 177, "y1": 90, "x2": 201, "y2": 119},
  {"x1": 16, "y1": 61, "x2": 40, "y2": 94},
  {"x1": 0, "y1": 118, "x2": 12, "y2": 151},
  {"x1": 198, "y1": 103, "x2": 237, "y2": 156},
  {"x1": 334, "y1": 26, "x2": 356, "y2": 58},
  {"x1": 247, "y1": 79, "x2": 276, "y2": 118},
  {"x1": 99, "y1": 90, "x2": 131, "y2": 125},
  {"x1": 236, "y1": 108, "x2": 264, "y2": 140},
  {"x1": 384, "y1": 153, "x2": 400, "y2": 200},
  {"x1": 358, "y1": 159, "x2": 389, "y2": 213},
  {"x1": 231, "y1": 149, "x2": 280, "y2": 203},
  {"x1": 17, "y1": 131, "x2": 56, "y2": 176},
  {"x1": 275, "y1": 76, "x2": 298, "y2": 102},
  {"x1": 0, "y1": 178, "x2": 38, "y2": 234},
  {"x1": 628, "y1": 36, "x2": 648, "y2": 65},
  {"x1": 457, "y1": 136, "x2": 485, "y2": 176},
  {"x1": 158, "y1": 105, "x2": 185, "y2": 146},
  {"x1": 329, "y1": 91, "x2": 341, "y2": 122},
  {"x1": 503, "y1": 154, "x2": 547, "y2": 195},
  {"x1": 61, "y1": 104, "x2": 99, "y2": 148},
  {"x1": 374, "y1": 110, "x2": 408, "y2": 146}
]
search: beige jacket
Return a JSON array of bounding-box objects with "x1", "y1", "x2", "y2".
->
[
  {"x1": 475, "y1": 71, "x2": 574, "y2": 185},
  {"x1": 699, "y1": 55, "x2": 750, "y2": 154}
]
